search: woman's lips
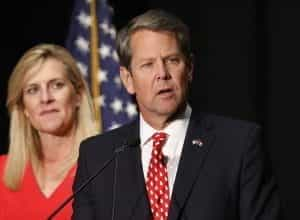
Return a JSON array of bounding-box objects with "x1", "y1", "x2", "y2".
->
[{"x1": 40, "y1": 109, "x2": 59, "y2": 116}]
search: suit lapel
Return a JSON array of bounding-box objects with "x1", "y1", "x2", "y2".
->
[
  {"x1": 168, "y1": 113, "x2": 215, "y2": 220},
  {"x1": 115, "y1": 120, "x2": 151, "y2": 219}
]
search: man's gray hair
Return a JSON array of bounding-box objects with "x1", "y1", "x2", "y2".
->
[{"x1": 116, "y1": 9, "x2": 192, "y2": 69}]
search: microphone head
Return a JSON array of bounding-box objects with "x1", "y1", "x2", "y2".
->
[
  {"x1": 127, "y1": 138, "x2": 140, "y2": 148},
  {"x1": 115, "y1": 138, "x2": 140, "y2": 153}
]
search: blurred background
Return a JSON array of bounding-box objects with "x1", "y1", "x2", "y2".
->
[{"x1": 0, "y1": 0, "x2": 299, "y2": 219}]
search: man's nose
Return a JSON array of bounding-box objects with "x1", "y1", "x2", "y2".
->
[{"x1": 156, "y1": 59, "x2": 170, "y2": 80}]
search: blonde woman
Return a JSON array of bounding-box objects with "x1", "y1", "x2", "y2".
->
[{"x1": 0, "y1": 44, "x2": 97, "y2": 219}]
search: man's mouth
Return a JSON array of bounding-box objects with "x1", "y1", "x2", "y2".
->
[{"x1": 157, "y1": 88, "x2": 174, "y2": 97}]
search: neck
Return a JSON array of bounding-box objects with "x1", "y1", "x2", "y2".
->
[
  {"x1": 38, "y1": 126, "x2": 77, "y2": 164},
  {"x1": 142, "y1": 104, "x2": 187, "y2": 130}
]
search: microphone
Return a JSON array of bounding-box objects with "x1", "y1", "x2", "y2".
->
[{"x1": 47, "y1": 138, "x2": 140, "y2": 220}]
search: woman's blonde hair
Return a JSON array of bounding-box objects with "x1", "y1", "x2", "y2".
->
[{"x1": 4, "y1": 43, "x2": 97, "y2": 190}]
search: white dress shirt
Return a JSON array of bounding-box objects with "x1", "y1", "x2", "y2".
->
[{"x1": 140, "y1": 105, "x2": 192, "y2": 196}]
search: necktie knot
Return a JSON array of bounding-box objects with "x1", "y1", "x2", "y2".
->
[{"x1": 152, "y1": 132, "x2": 167, "y2": 151}]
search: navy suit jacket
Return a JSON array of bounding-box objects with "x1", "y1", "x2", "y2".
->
[{"x1": 72, "y1": 112, "x2": 281, "y2": 219}]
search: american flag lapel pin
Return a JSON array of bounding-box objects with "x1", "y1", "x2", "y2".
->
[{"x1": 192, "y1": 138, "x2": 203, "y2": 147}]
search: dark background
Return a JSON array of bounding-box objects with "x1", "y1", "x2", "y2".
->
[{"x1": 0, "y1": 1, "x2": 299, "y2": 219}]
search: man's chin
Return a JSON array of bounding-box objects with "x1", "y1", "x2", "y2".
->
[{"x1": 158, "y1": 104, "x2": 185, "y2": 118}]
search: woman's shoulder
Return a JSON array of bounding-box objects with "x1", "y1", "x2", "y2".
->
[
  {"x1": 0, "y1": 154, "x2": 7, "y2": 163},
  {"x1": 0, "y1": 155, "x2": 7, "y2": 172}
]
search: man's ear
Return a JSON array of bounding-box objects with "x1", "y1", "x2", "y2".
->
[
  {"x1": 187, "y1": 60, "x2": 194, "y2": 82},
  {"x1": 120, "y1": 66, "x2": 135, "y2": 95}
]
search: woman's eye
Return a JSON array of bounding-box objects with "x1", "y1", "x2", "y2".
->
[
  {"x1": 25, "y1": 86, "x2": 39, "y2": 95},
  {"x1": 51, "y1": 81, "x2": 65, "y2": 89}
]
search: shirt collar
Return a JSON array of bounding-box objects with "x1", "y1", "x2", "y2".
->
[{"x1": 140, "y1": 105, "x2": 192, "y2": 152}]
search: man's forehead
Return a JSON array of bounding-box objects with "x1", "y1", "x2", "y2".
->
[
  {"x1": 130, "y1": 29, "x2": 177, "y2": 43},
  {"x1": 130, "y1": 30, "x2": 180, "y2": 55}
]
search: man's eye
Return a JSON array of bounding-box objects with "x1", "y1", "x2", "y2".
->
[
  {"x1": 141, "y1": 62, "x2": 153, "y2": 68},
  {"x1": 166, "y1": 57, "x2": 180, "y2": 64}
]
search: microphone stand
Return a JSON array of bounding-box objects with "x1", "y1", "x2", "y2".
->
[{"x1": 47, "y1": 142, "x2": 133, "y2": 220}]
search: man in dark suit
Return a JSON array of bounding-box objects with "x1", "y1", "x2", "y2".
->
[{"x1": 72, "y1": 9, "x2": 281, "y2": 220}]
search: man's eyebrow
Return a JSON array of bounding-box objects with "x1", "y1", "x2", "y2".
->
[{"x1": 164, "y1": 52, "x2": 182, "y2": 57}]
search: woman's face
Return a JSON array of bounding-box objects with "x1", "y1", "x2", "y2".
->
[{"x1": 22, "y1": 58, "x2": 81, "y2": 136}]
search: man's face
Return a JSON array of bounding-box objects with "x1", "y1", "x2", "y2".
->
[{"x1": 120, "y1": 30, "x2": 192, "y2": 125}]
